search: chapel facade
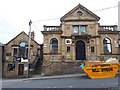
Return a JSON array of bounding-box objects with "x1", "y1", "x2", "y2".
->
[{"x1": 41, "y1": 4, "x2": 120, "y2": 75}]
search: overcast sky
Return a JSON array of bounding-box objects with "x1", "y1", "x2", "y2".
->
[{"x1": 0, "y1": 0, "x2": 119, "y2": 44}]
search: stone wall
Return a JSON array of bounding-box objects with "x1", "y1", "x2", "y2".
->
[
  {"x1": 3, "y1": 63, "x2": 27, "y2": 78},
  {"x1": 3, "y1": 31, "x2": 41, "y2": 78},
  {"x1": 41, "y1": 60, "x2": 84, "y2": 76}
]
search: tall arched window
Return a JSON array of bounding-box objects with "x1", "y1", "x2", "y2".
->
[
  {"x1": 50, "y1": 38, "x2": 58, "y2": 53},
  {"x1": 19, "y1": 42, "x2": 26, "y2": 57},
  {"x1": 103, "y1": 38, "x2": 112, "y2": 54}
]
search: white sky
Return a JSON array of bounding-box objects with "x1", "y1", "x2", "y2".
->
[{"x1": 0, "y1": 0, "x2": 119, "y2": 44}]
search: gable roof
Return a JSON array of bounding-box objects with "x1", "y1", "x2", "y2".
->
[
  {"x1": 60, "y1": 4, "x2": 100, "y2": 21},
  {"x1": 6, "y1": 31, "x2": 40, "y2": 45}
]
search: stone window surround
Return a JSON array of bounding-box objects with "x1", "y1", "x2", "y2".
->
[
  {"x1": 12, "y1": 46, "x2": 32, "y2": 60},
  {"x1": 103, "y1": 38, "x2": 112, "y2": 54},
  {"x1": 50, "y1": 38, "x2": 58, "y2": 54},
  {"x1": 72, "y1": 25, "x2": 87, "y2": 35}
]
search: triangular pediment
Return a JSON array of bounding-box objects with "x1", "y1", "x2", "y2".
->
[{"x1": 60, "y1": 4, "x2": 100, "y2": 21}]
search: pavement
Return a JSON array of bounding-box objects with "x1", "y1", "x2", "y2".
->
[
  {"x1": 27, "y1": 73, "x2": 86, "y2": 80},
  {"x1": 2, "y1": 73, "x2": 86, "y2": 82},
  {"x1": 2, "y1": 72, "x2": 119, "y2": 82}
]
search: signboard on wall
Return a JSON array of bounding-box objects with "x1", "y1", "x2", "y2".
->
[
  {"x1": 115, "y1": 43, "x2": 119, "y2": 47},
  {"x1": 43, "y1": 44, "x2": 47, "y2": 47},
  {"x1": 65, "y1": 39, "x2": 72, "y2": 44}
]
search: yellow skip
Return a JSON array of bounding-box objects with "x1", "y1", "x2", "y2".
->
[{"x1": 80, "y1": 58, "x2": 120, "y2": 79}]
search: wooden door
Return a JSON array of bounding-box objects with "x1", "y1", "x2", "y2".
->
[
  {"x1": 76, "y1": 40, "x2": 86, "y2": 60},
  {"x1": 18, "y1": 64, "x2": 24, "y2": 76}
]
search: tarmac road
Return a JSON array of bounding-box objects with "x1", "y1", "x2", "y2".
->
[{"x1": 2, "y1": 74, "x2": 119, "y2": 89}]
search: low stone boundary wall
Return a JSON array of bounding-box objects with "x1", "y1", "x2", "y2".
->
[{"x1": 41, "y1": 60, "x2": 84, "y2": 76}]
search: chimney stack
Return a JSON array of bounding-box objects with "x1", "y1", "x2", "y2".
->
[{"x1": 31, "y1": 31, "x2": 35, "y2": 40}]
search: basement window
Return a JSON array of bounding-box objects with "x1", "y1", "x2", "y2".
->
[{"x1": 8, "y1": 64, "x2": 15, "y2": 71}]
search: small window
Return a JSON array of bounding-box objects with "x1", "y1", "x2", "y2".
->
[
  {"x1": 91, "y1": 46, "x2": 94, "y2": 53},
  {"x1": 67, "y1": 46, "x2": 70, "y2": 52},
  {"x1": 29, "y1": 63, "x2": 33, "y2": 69},
  {"x1": 26, "y1": 48, "x2": 28, "y2": 59},
  {"x1": 77, "y1": 11, "x2": 82, "y2": 16},
  {"x1": 73, "y1": 26, "x2": 79, "y2": 34},
  {"x1": 13, "y1": 48, "x2": 17, "y2": 57},
  {"x1": 8, "y1": 64, "x2": 15, "y2": 71},
  {"x1": 81, "y1": 25, "x2": 86, "y2": 33},
  {"x1": 6, "y1": 53, "x2": 11, "y2": 56}
]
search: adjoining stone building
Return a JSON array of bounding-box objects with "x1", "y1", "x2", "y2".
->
[
  {"x1": 3, "y1": 31, "x2": 42, "y2": 78},
  {"x1": 0, "y1": 42, "x2": 4, "y2": 78},
  {"x1": 41, "y1": 4, "x2": 120, "y2": 75}
]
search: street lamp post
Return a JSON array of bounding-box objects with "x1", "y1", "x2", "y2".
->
[{"x1": 27, "y1": 20, "x2": 32, "y2": 78}]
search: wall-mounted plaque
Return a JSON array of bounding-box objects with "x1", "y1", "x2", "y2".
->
[
  {"x1": 43, "y1": 44, "x2": 47, "y2": 47},
  {"x1": 65, "y1": 39, "x2": 72, "y2": 44}
]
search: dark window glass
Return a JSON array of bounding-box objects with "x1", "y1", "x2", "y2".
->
[
  {"x1": 8, "y1": 64, "x2": 15, "y2": 71},
  {"x1": 77, "y1": 11, "x2": 82, "y2": 16},
  {"x1": 67, "y1": 46, "x2": 70, "y2": 52},
  {"x1": 81, "y1": 25, "x2": 86, "y2": 33},
  {"x1": 91, "y1": 46, "x2": 94, "y2": 53},
  {"x1": 13, "y1": 48, "x2": 17, "y2": 57},
  {"x1": 73, "y1": 26, "x2": 79, "y2": 34},
  {"x1": 103, "y1": 38, "x2": 111, "y2": 54},
  {"x1": 50, "y1": 38, "x2": 58, "y2": 53},
  {"x1": 19, "y1": 42, "x2": 26, "y2": 57},
  {"x1": 29, "y1": 63, "x2": 33, "y2": 69},
  {"x1": 6, "y1": 53, "x2": 11, "y2": 56},
  {"x1": 26, "y1": 48, "x2": 28, "y2": 59}
]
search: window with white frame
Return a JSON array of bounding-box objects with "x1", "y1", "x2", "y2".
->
[{"x1": 103, "y1": 38, "x2": 112, "y2": 54}]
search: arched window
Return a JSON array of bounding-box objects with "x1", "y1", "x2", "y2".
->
[
  {"x1": 50, "y1": 38, "x2": 58, "y2": 53},
  {"x1": 19, "y1": 42, "x2": 26, "y2": 57},
  {"x1": 103, "y1": 38, "x2": 112, "y2": 54}
]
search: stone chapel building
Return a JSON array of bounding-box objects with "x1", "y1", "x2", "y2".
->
[
  {"x1": 3, "y1": 31, "x2": 42, "y2": 77},
  {"x1": 41, "y1": 4, "x2": 120, "y2": 75}
]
